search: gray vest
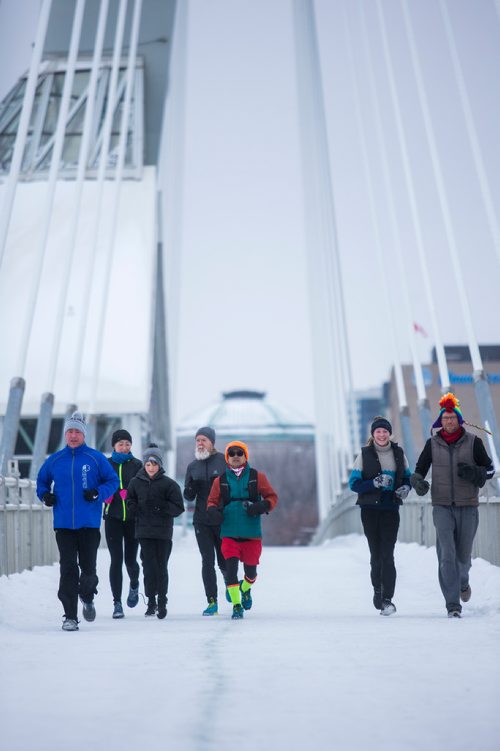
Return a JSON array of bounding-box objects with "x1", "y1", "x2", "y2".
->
[{"x1": 430, "y1": 431, "x2": 478, "y2": 506}]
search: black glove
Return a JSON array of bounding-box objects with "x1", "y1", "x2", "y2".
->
[
  {"x1": 126, "y1": 500, "x2": 137, "y2": 519},
  {"x1": 207, "y1": 506, "x2": 223, "y2": 525},
  {"x1": 42, "y1": 492, "x2": 56, "y2": 507},
  {"x1": 83, "y1": 488, "x2": 99, "y2": 502},
  {"x1": 245, "y1": 500, "x2": 271, "y2": 517},
  {"x1": 457, "y1": 462, "x2": 487, "y2": 487},
  {"x1": 410, "y1": 473, "x2": 430, "y2": 497}
]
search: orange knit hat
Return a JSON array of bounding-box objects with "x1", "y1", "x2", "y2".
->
[{"x1": 225, "y1": 440, "x2": 249, "y2": 462}]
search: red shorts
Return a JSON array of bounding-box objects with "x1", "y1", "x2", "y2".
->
[{"x1": 221, "y1": 537, "x2": 262, "y2": 566}]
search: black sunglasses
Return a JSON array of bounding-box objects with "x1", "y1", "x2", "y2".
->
[{"x1": 228, "y1": 448, "x2": 245, "y2": 458}]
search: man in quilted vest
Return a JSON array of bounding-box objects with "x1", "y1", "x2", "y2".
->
[
  {"x1": 207, "y1": 440, "x2": 278, "y2": 619},
  {"x1": 410, "y1": 394, "x2": 494, "y2": 618}
]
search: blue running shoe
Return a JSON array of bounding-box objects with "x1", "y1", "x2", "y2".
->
[
  {"x1": 240, "y1": 581, "x2": 252, "y2": 611},
  {"x1": 127, "y1": 584, "x2": 139, "y2": 608},
  {"x1": 203, "y1": 598, "x2": 218, "y2": 616},
  {"x1": 231, "y1": 604, "x2": 244, "y2": 619}
]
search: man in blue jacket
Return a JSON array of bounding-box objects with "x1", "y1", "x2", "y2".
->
[{"x1": 37, "y1": 412, "x2": 119, "y2": 631}]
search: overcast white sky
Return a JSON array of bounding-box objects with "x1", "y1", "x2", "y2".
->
[
  {"x1": 175, "y1": 0, "x2": 500, "y2": 422},
  {"x1": 1, "y1": 1, "x2": 500, "y2": 424}
]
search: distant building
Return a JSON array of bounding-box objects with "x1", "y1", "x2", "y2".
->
[
  {"x1": 387, "y1": 345, "x2": 500, "y2": 457},
  {"x1": 176, "y1": 390, "x2": 318, "y2": 545},
  {"x1": 350, "y1": 388, "x2": 386, "y2": 451}
]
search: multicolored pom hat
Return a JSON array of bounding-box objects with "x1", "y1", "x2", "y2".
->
[{"x1": 432, "y1": 392, "x2": 464, "y2": 429}]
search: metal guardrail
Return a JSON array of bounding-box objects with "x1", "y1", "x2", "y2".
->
[
  {"x1": 313, "y1": 477, "x2": 500, "y2": 566},
  {"x1": 0, "y1": 475, "x2": 59, "y2": 577}
]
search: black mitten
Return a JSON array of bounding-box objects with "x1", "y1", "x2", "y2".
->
[
  {"x1": 42, "y1": 492, "x2": 56, "y2": 507},
  {"x1": 207, "y1": 506, "x2": 223, "y2": 525},
  {"x1": 246, "y1": 500, "x2": 271, "y2": 517},
  {"x1": 83, "y1": 488, "x2": 99, "y2": 502},
  {"x1": 457, "y1": 462, "x2": 487, "y2": 487},
  {"x1": 410, "y1": 473, "x2": 430, "y2": 497}
]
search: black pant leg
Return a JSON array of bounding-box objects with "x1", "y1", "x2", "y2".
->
[
  {"x1": 225, "y1": 556, "x2": 240, "y2": 586},
  {"x1": 156, "y1": 539, "x2": 172, "y2": 604},
  {"x1": 105, "y1": 517, "x2": 125, "y2": 602},
  {"x1": 139, "y1": 538, "x2": 158, "y2": 600},
  {"x1": 77, "y1": 528, "x2": 100, "y2": 603},
  {"x1": 123, "y1": 518, "x2": 140, "y2": 588},
  {"x1": 195, "y1": 523, "x2": 218, "y2": 600},
  {"x1": 243, "y1": 563, "x2": 257, "y2": 582},
  {"x1": 213, "y1": 526, "x2": 227, "y2": 579},
  {"x1": 361, "y1": 509, "x2": 382, "y2": 591},
  {"x1": 55, "y1": 529, "x2": 79, "y2": 619},
  {"x1": 378, "y1": 510, "x2": 400, "y2": 600}
]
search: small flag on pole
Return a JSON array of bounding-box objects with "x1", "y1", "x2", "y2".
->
[{"x1": 413, "y1": 322, "x2": 428, "y2": 337}]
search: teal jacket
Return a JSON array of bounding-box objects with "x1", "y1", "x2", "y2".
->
[{"x1": 220, "y1": 466, "x2": 263, "y2": 538}]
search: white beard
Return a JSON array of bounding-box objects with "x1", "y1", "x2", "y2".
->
[{"x1": 195, "y1": 447, "x2": 211, "y2": 461}]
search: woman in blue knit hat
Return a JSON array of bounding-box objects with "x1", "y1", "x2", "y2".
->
[{"x1": 349, "y1": 416, "x2": 412, "y2": 616}]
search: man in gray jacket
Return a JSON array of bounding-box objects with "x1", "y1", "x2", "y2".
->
[{"x1": 410, "y1": 394, "x2": 494, "y2": 618}]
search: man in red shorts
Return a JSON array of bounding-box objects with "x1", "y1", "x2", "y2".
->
[{"x1": 207, "y1": 440, "x2": 278, "y2": 619}]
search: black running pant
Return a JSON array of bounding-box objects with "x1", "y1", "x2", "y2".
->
[
  {"x1": 360, "y1": 508, "x2": 400, "y2": 600},
  {"x1": 55, "y1": 528, "x2": 101, "y2": 620},
  {"x1": 225, "y1": 558, "x2": 257, "y2": 586},
  {"x1": 139, "y1": 538, "x2": 172, "y2": 605},
  {"x1": 194, "y1": 523, "x2": 227, "y2": 600},
  {"x1": 104, "y1": 516, "x2": 140, "y2": 603}
]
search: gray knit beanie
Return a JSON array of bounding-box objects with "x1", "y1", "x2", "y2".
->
[
  {"x1": 64, "y1": 411, "x2": 87, "y2": 437},
  {"x1": 143, "y1": 444, "x2": 163, "y2": 466}
]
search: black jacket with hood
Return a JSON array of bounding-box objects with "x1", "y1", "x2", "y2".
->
[{"x1": 127, "y1": 467, "x2": 184, "y2": 540}]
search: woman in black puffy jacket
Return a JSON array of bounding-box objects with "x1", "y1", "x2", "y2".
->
[{"x1": 126, "y1": 444, "x2": 184, "y2": 619}]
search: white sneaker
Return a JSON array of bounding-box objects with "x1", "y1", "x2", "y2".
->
[
  {"x1": 380, "y1": 600, "x2": 397, "y2": 616},
  {"x1": 62, "y1": 617, "x2": 79, "y2": 631}
]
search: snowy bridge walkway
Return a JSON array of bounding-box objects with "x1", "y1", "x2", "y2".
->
[{"x1": 1, "y1": 532, "x2": 499, "y2": 751}]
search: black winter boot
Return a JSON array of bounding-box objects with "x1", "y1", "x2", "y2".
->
[{"x1": 145, "y1": 598, "x2": 157, "y2": 617}]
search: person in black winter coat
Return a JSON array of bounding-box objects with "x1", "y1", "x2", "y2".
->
[
  {"x1": 183, "y1": 426, "x2": 227, "y2": 615},
  {"x1": 126, "y1": 445, "x2": 184, "y2": 619},
  {"x1": 349, "y1": 417, "x2": 412, "y2": 616},
  {"x1": 104, "y1": 429, "x2": 142, "y2": 619}
]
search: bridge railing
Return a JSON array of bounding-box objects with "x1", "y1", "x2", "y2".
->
[
  {"x1": 312, "y1": 476, "x2": 500, "y2": 566},
  {"x1": 0, "y1": 475, "x2": 58, "y2": 577}
]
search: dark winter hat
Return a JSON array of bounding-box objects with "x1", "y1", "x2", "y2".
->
[
  {"x1": 143, "y1": 443, "x2": 163, "y2": 466},
  {"x1": 195, "y1": 426, "x2": 216, "y2": 445},
  {"x1": 64, "y1": 411, "x2": 87, "y2": 437},
  {"x1": 112, "y1": 429, "x2": 132, "y2": 446},
  {"x1": 370, "y1": 417, "x2": 392, "y2": 435},
  {"x1": 432, "y1": 392, "x2": 464, "y2": 429}
]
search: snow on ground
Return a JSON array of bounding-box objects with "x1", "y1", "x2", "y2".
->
[{"x1": 1, "y1": 531, "x2": 499, "y2": 751}]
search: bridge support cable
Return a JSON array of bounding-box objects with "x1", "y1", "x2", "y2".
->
[
  {"x1": 71, "y1": 0, "x2": 129, "y2": 403},
  {"x1": 374, "y1": 0, "x2": 451, "y2": 397},
  {"x1": 88, "y1": 0, "x2": 143, "y2": 417},
  {"x1": 341, "y1": 3, "x2": 416, "y2": 468},
  {"x1": 0, "y1": 1, "x2": 84, "y2": 477},
  {"x1": 87, "y1": 1, "x2": 140, "y2": 405},
  {"x1": 0, "y1": 0, "x2": 52, "y2": 271},
  {"x1": 439, "y1": 0, "x2": 500, "y2": 268},
  {"x1": 157, "y1": 0, "x2": 189, "y2": 466},
  {"x1": 401, "y1": 0, "x2": 500, "y2": 460},
  {"x1": 372, "y1": 0, "x2": 438, "y2": 443},
  {"x1": 356, "y1": 2, "x2": 429, "y2": 431},
  {"x1": 0, "y1": 1, "x2": 52, "y2": 475},
  {"x1": 30, "y1": 1, "x2": 110, "y2": 480},
  {"x1": 292, "y1": 0, "x2": 356, "y2": 508}
]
